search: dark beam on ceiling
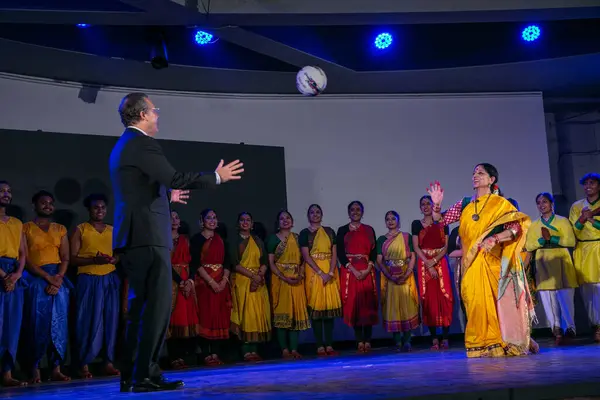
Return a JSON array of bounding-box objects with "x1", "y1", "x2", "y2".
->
[
  {"x1": 118, "y1": 0, "x2": 354, "y2": 74},
  {"x1": 1, "y1": 6, "x2": 599, "y2": 25},
  {"x1": 214, "y1": 26, "x2": 354, "y2": 74}
]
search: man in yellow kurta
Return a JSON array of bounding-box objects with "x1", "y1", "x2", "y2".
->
[{"x1": 569, "y1": 172, "x2": 600, "y2": 342}]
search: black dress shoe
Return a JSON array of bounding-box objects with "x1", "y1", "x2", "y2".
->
[
  {"x1": 120, "y1": 380, "x2": 133, "y2": 393},
  {"x1": 151, "y1": 375, "x2": 184, "y2": 389},
  {"x1": 131, "y1": 377, "x2": 184, "y2": 393}
]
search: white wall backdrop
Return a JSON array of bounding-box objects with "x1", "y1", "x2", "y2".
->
[
  {"x1": 0, "y1": 74, "x2": 551, "y2": 230},
  {"x1": 0, "y1": 73, "x2": 553, "y2": 339}
]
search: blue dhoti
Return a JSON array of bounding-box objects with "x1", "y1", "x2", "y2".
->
[
  {"x1": 0, "y1": 257, "x2": 28, "y2": 372},
  {"x1": 75, "y1": 271, "x2": 121, "y2": 366},
  {"x1": 22, "y1": 264, "x2": 73, "y2": 368}
]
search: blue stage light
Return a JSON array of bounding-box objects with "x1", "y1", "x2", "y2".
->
[
  {"x1": 374, "y1": 33, "x2": 393, "y2": 50},
  {"x1": 76, "y1": 23, "x2": 90, "y2": 28},
  {"x1": 521, "y1": 25, "x2": 541, "y2": 42},
  {"x1": 194, "y1": 30, "x2": 214, "y2": 45}
]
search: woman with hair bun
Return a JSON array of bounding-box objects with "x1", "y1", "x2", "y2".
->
[
  {"x1": 336, "y1": 201, "x2": 378, "y2": 353},
  {"x1": 427, "y1": 163, "x2": 538, "y2": 358},
  {"x1": 190, "y1": 209, "x2": 231, "y2": 366}
]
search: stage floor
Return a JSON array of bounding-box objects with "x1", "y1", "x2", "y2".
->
[{"x1": 3, "y1": 339, "x2": 600, "y2": 400}]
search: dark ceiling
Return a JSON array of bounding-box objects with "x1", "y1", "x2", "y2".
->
[{"x1": 0, "y1": 0, "x2": 599, "y2": 109}]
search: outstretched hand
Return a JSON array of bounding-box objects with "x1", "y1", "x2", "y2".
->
[
  {"x1": 171, "y1": 189, "x2": 190, "y2": 204},
  {"x1": 426, "y1": 181, "x2": 444, "y2": 206},
  {"x1": 215, "y1": 160, "x2": 244, "y2": 183}
]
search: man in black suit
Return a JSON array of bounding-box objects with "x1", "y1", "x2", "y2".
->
[{"x1": 109, "y1": 92, "x2": 243, "y2": 392}]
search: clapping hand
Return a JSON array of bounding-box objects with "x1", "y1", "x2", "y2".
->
[
  {"x1": 215, "y1": 160, "x2": 244, "y2": 183},
  {"x1": 541, "y1": 227, "x2": 551, "y2": 241},
  {"x1": 170, "y1": 189, "x2": 190, "y2": 204}
]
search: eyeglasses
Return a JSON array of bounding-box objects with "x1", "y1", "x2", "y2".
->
[{"x1": 151, "y1": 107, "x2": 160, "y2": 114}]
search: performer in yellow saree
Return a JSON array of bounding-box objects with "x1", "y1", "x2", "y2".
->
[
  {"x1": 268, "y1": 210, "x2": 310, "y2": 359},
  {"x1": 568, "y1": 172, "x2": 600, "y2": 342},
  {"x1": 428, "y1": 163, "x2": 537, "y2": 358},
  {"x1": 376, "y1": 211, "x2": 419, "y2": 352},
  {"x1": 230, "y1": 212, "x2": 272, "y2": 362},
  {"x1": 300, "y1": 204, "x2": 342, "y2": 357}
]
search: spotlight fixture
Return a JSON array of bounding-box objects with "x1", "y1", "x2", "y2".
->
[
  {"x1": 521, "y1": 25, "x2": 541, "y2": 42},
  {"x1": 194, "y1": 30, "x2": 214, "y2": 45},
  {"x1": 374, "y1": 33, "x2": 393, "y2": 50}
]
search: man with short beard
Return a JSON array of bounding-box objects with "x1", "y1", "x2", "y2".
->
[
  {"x1": 0, "y1": 181, "x2": 27, "y2": 387},
  {"x1": 21, "y1": 191, "x2": 73, "y2": 383}
]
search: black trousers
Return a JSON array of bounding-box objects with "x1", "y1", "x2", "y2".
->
[{"x1": 118, "y1": 246, "x2": 172, "y2": 382}]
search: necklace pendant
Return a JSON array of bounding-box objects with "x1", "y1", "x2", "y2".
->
[{"x1": 472, "y1": 214, "x2": 480, "y2": 222}]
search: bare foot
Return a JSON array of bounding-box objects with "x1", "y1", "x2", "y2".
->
[
  {"x1": 50, "y1": 367, "x2": 71, "y2": 382},
  {"x1": 80, "y1": 365, "x2": 93, "y2": 379},
  {"x1": 364, "y1": 343, "x2": 372, "y2": 353},
  {"x1": 291, "y1": 350, "x2": 303, "y2": 360},
  {"x1": 357, "y1": 342, "x2": 365, "y2": 353},
  {"x1": 30, "y1": 369, "x2": 41, "y2": 384},
  {"x1": 104, "y1": 363, "x2": 121, "y2": 376},
  {"x1": 2, "y1": 372, "x2": 27, "y2": 387},
  {"x1": 325, "y1": 346, "x2": 339, "y2": 356},
  {"x1": 529, "y1": 338, "x2": 540, "y2": 354},
  {"x1": 282, "y1": 349, "x2": 293, "y2": 359}
]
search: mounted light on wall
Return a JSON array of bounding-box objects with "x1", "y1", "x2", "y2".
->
[
  {"x1": 374, "y1": 32, "x2": 393, "y2": 50},
  {"x1": 76, "y1": 23, "x2": 90, "y2": 28},
  {"x1": 521, "y1": 25, "x2": 541, "y2": 42},
  {"x1": 194, "y1": 30, "x2": 216, "y2": 46},
  {"x1": 149, "y1": 29, "x2": 169, "y2": 69}
]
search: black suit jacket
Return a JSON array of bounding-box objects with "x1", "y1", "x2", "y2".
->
[{"x1": 109, "y1": 128, "x2": 216, "y2": 250}]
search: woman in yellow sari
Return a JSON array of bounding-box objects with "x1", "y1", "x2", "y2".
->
[
  {"x1": 428, "y1": 163, "x2": 538, "y2": 357},
  {"x1": 376, "y1": 211, "x2": 419, "y2": 352},
  {"x1": 230, "y1": 212, "x2": 272, "y2": 361},
  {"x1": 299, "y1": 204, "x2": 342, "y2": 356},
  {"x1": 568, "y1": 172, "x2": 600, "y2": 342},
  {"x1": 524, "y1": 192, "x2": 577, "y2": 344},
  {"x1": 267, "y1": 210, "x2": 310, "y2": 359}
]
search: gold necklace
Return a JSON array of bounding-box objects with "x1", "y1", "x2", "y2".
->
[{"x1": 472, "y1": 194, "x2": 491, "y2": 222}]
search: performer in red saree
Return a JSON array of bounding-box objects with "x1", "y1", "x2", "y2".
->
[
  {"x1": 336, "y1": 201, "x2": 378, "y2": 353},
  {"x1": 412, "y1": 195, "x2": 453, "y2": 350},
  {"x1": 191, "y1": 209, "x2": 231, "y2": 366},
  {"x1": 167, "y1": 211, "x2": 199, "y2": 370}
]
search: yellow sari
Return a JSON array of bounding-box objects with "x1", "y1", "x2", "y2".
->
[
  {"x1": 569, "y1": 199, "x2": 600, "y2": 284},
  {"x1": 379, "y1": 233, "x2": 419, "y2": 332},
  {"x1": 304, "y1": 227, "x2": 342, "y2": 319},
  {"x1": 525, "y1": 215, "x2": 578, "y2": 291},
  {"x1": 230, "y1": 236, "x2": 272, "y2": 342},
  {"x1": 459, "y1": 194, "x2": 533, "y2": 358},
  {"x1": 271, "y1": 234, "x2": 311, "y2": 330}
]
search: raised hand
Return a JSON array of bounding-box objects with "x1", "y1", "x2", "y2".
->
[
  {"x1": 170, "y1": 189, "x2": 190, "y2": 204},
  {"x1": 215, "y1": 159, "x2": 244, "y2": 183},
  {"x1": 427, "y1": 181, "x2": 444, "y2": 206}
]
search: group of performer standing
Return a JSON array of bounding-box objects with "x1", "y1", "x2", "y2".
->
[
  {"x1": 0, "y1": 166, "x2": 598, "y2": 387},
  {"x1": 1, "y1": 92, "x2": 599, "y2": 392}
]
